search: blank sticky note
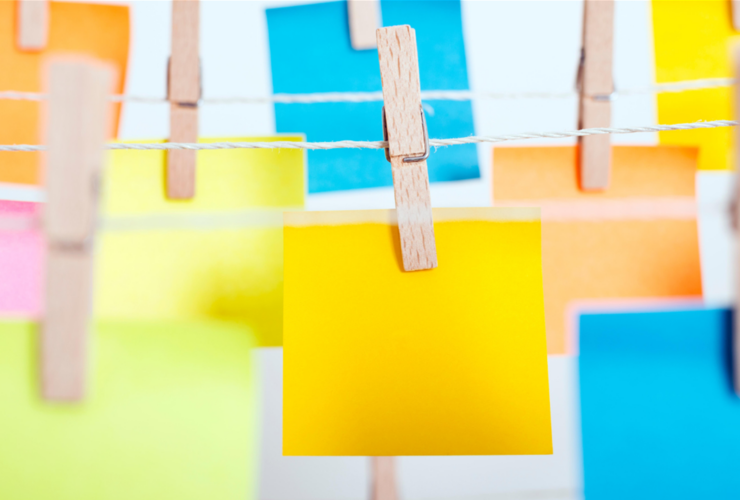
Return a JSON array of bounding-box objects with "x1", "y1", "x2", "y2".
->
[
  {"x1": 283, "y1": 208, "x2": 552, "y2": 456},
  {"x1": 266, "y1": 0, "x2": 478, "y2": 193},
  {"x1": 579, "y1": 306, "x2": 740, "y2": 500},
  {"x1": 0, "y1": 138, "x2": 305, "y2": 348},
  {"x1": 652, "y1": 1, "x2": 733, "y2": 171},
  {"x1": 0, "y1": 319, "x2": 256, "y2": 500},
  {"x1": 96, "y1": 137, "x2": 305, "y2": 347},
  {"x1": 493, "y1": 146, "x2": 702, "y2": 354},
  {"x1": 0, "y1": 1, "x2": 130, "y2": 185}
]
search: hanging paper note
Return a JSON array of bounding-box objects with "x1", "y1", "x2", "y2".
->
[
  {"x1": 97, "y1": 137, "x2": 304, "y2": 347},
  {"x1": 0, "y1": 137, "x2": 305, "y2": 348},
  {"x1": 493, "y1": 145, "x2": 702, "y2": 354},
  {"x1": 0, "y1": 319, "x2": 257, "y2": 500},
  {"x1": 283, "y1": 208, "x2": 552, "y2": 456},
  {"x1": 579, "y1": 305, "x2": 740, "y2": 499},
  {"x1": 652, "y1": 1, "x2": 733, "y2": 172},
  {"x1": 265, "y1": 0, "x2": 478, "y2": 193},
  {"x1": 0, "y1": 1, "x2": 130, "y2": 186}
]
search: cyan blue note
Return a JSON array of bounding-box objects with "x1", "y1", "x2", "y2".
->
[
  {"x1": 266, "y1": 0, "x2": 479, "y2": 193},
  {"x1": 579, "y1": 307, "x2": 740, "y2": 500}
]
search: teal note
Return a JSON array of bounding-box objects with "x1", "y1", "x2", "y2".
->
[
  {"x1": 266, "y1": 0, "x2": 479, "y2": 193},
  {"x1": 579, "y1": 307, "x2": 740, "y2": 500}
]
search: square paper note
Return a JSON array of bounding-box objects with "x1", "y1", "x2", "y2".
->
[{"x1": 283, "y1": 208, "x2": 552, "y2": 456}]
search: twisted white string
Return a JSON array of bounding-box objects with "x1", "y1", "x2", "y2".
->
[
  {"x1": 0, "y1": 78, "x2": 735, "y2": 104},
  {"x1": 0, "y1": 120, "x2": 734, "y2": 153}
]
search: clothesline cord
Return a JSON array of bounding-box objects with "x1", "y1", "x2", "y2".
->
[
  {"x1": 0, "y1": 120, "x2": 734, "y2": 153},
  {"x1": 0, "y1": 77, "x2": 734, "y2": 104}
]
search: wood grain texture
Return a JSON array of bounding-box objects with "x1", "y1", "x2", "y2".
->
[
  {"x1": 348, "y1": 0, "x2": 379, "y2": 50},
  {"x1": 578, "y1": 0, "x2": 614, "y2": 191},
  {"x1": 377, "y1": 25, "x2": 437, "y2": 272},
  {"x1": 391, "y1": 158, "x2": 437, "y2": 270},
  {"x1": 377, "y1": 25, "x2": 424, "y2": 158},
  {"x1": 16, "y1": 0, "x2": 48, "y2": 51},
  {"x1": 371, "y1": 457, "x2": 398, "y2": 500},
  {"x1": 167, "y1": 104, "x2": 198, "y2": 199},
  {"x1": 43, "y1": 60, "x2": 111, "y2": 402},
  {"x1": 168, "y1": 0, "x2": 200, "y2": 199}
]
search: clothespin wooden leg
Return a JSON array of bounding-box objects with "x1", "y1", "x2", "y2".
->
[
  {"x1": 167, "y1": 105, "x2": 198, "y2": 199},
  {"x1": 371, "y1": 457, "x2": 398, "y2": 500},
  {"x1": 578, "y1": 0, "x2": 614, "y2": 191},
  {"x1": 377, "y1": 25, "x2": 438, "y2": 272},
  {"x1": 348, "y1": 0, "x2": 380, "y2": 50},
  {"x1": 42, "y1": 59, "x2": 112, "y2": 401},
  {"x1": 16, "y1": 0, "x2": 49, "y2": 51},
  {"x1": 167, "y1": 0, "x2": 200, "y2": 200}
]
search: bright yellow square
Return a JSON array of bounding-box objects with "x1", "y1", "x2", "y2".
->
[
  {"x1": 652, "y1": 0, "x2": 740, "y2": 171},
  {"x1": 0, "y1": 319, "x2": 256, "y2": 500},
  {"x1": 283, "y1": 208, "x2": 553, "y2": 456},
  {"x1": 95, "y1": 137, "x2": 305, "y2": 347}
]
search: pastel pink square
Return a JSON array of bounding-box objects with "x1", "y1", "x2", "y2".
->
[{"x1": 0, "y1": 201, "x2": 43, "y2": 316}]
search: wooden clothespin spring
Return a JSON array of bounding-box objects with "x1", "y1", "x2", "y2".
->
[{"x1": 382, "y1": 106, "x2": 430, "y2": 164}]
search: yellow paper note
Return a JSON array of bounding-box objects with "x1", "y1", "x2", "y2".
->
[
  {"x1": 652, "y1": 0, "x2": 738, "y2": 170},
  {"x1": 283, "y1": 208, "x2": 552, "y2": 456},
  {"x1": 0, "y1": 319, "x2": 256, "y2": 500},
  {"x1": 96, "y1": 137, "x2": 305, "y2": 347}
]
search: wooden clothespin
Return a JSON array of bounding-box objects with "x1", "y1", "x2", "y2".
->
[
  {"x1": 733, "y1": 0, "x2": 740, "y2": 31},
  {"x1": 348, "y1": 0, "x2": 380, "y2": 50},
  {"x1": 168, "y1": 0, "x2": 200, "y2": 199},
  {"x1": 42, "y1": 59, "x2": 112, "y2": 401},
  {"x1": 377, "y1": 25, "x2": 438, "y2": 272},
  {"x1": 371, "y1": 457, "x2": 398, "y2": 500},
  {"x1": 578, "y1": 0, "x2": 614, "y2": 191},
  {"x1": 16, "y1": 0, "x2": 49, "y2": 51}
]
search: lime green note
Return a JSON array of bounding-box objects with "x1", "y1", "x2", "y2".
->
[
  {"x1": 0, "y1": 319, "x2": 256, "y2": 500},
  {"x1": 96, "y1": 137, "x2": 305, "y2": 347}
]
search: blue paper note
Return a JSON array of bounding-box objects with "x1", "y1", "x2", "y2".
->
[
  {"x1": 266, "y1": 0, "x2": 479, "y2": 193},
  {"x1": 579, "y1": 307, "x2": 740, "y2": 500}
]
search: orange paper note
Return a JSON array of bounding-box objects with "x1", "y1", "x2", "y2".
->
[
  {"x1": 493, "y1": 146, "x2": 702, "y2": 355},
  {"x1": 0, "y1": 1, "x2": 130, "y2": 185}
]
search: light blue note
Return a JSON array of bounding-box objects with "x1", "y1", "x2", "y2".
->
[
  {"x1": 266, "y1": 0, "x2": 479, "y2": 193},
  {"x1": 579, "y1": 307, "x2": 740, "y2": 500}
]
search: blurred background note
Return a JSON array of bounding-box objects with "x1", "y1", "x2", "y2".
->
[
  {"x1": 653, "y1": 0, "x2": 734, "y2": 172},
  {"x1": 493, "y1": 145, "x2": 702, "y2": 354},
  {"x1": 98, "y1": 137, "x2": 304, "y2": 348},
  {"x1": 579, "y1": 305, "x2": 740, "y2": 500},
  {"x1": 265, "y1": 0, "x2": 478, "y2": 193},
  {"x1": 0, "y1": 1, "x2": 129, "y2": 186},
  {"x1": 0, "y1": 137, "x2": 305, "y2": 348},
  {"x1": 0, "y1": 320, "x2": 257, "y2": 500},
  {"x1": 283, "y1": 208, "x2": 551, "y2": 456}
]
